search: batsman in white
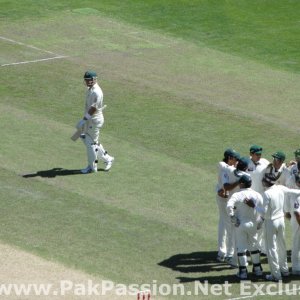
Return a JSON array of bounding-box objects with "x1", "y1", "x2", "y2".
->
[
  {"x1": 227, "y1": 174, "x2": 264, "y2": 280},
  {"x1": 76, "y1": 71, "x2": 114, "y2": 173}
]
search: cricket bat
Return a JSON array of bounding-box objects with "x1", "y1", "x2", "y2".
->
[
  {"x1": 71, "y1": 105, "x2": 107, "y2": 142},
  {"x1": 70, "y1": 129, "x2": 83, "y2": 141}
]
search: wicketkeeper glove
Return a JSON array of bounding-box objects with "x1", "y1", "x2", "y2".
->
[{"x1": 230, "y1": 215, "x2": 240, "y2": 227}]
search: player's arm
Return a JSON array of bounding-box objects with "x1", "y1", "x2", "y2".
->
[
  {"x1": 295, "y1": 212, "x2": 300, "y2": 226},
  {"x1": 76, "y1": 91, "x2": 100, "y2": 128},
  {"x1": 221, "y1": 169, "x2": 240, "y2": 193},
  {"x1": 85, "y1": 106, "x2": 97, "y2": 119},
  {"x1": 244, "y1": 194, "x2": 267, "y2": 216},
  {"x1": 226, "y1": 195, "x2": 237, "y2": 217},
  {"x1": 223, "y1": 181, "x2": 240, "y2": 193},
  {"x1": 287, "y1": 188, "x2": 300, "y2": 198},
  {"x1": 284, "y1": 194, "x2": 291, "y2": 220},
  {"x1": 286, "y1": 189, "x2": 300, "y2": 219},
  {"x1": 217, "y1": 170, "x2": 229, "y2": 198},
  {"x1": 76, "y1": 106, "x2": 100, "y2": 129},
  {"x1": 294, "y1": 212, "x2": 300, "y2": 226},
  {"x1": 255, "y1": 195, "x2": 268, "y2": 218},
  {"x1": 293, "y1": 196, "x2": 300, "y2": 226},
  {"x1": 226, "y1": 196, "x2": 240, "y2": 226},
  {"x1": 294, "y1": 211, "x2": 300, "y2": 226}
]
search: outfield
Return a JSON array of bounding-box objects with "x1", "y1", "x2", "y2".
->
[{"x1": 0, "y1": 0, "x2": 300, "y2": 299}]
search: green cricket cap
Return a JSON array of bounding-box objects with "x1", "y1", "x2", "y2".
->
[
  {"x1": 84, "y1": 70, "x2": 97, "y2": 79},
  {"x1": 239, "y1": 174, "x2": 252, "y2": 185},
  {"x1": 272, "y1": 151, "x2": 286, "y2": 161},
  {"x1": 238, "y1": 157, "x2": 251, "y2": 167},
  {"x1": 250, "y1": 144, "x2": 263, "y2": 154},
  {"x1": 294, "y1": 149, "x2": 300, "y2": 158},
  {"x1": 224, "y1": 148, "x2": 240, "y2": 159}
]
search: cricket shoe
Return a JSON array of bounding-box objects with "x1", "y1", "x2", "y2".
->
[
  {"x1": 224, "y1": 256, "x2": 238, "y2": 268},
  {"x1": 253, "y1": 265, "x2": 263, "y2": 277},
  {"x1": 265, "y1": 274, "x2": 280, "y2": 282},
  {"x1": 236, "y1": 270, "x2": 248, "y2": 280},
  {"x1": 104, "y1": 157, "x2": 114, "y2": 171},
  {"x1": 292, "y1": 270, "x2": 300, "y2": 276},
  {"x1": 281, "y1": 271, "x2": 290, "y2": 277},
  {"x1": 216, "y1": 254, "x2": 225, "y2": 262},
  {"x1": 81, "y1": 165, "x2": 97, "y2": 174}
]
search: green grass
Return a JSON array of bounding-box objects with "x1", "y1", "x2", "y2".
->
[
  {"x1": 1, "y1": 1, "x2": 300, "y2": 299},
  {"x1": 1, "y1": 0, "x2": 299, "y2": 73}
]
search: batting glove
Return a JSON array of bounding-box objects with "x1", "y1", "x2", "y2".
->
[{"x1": 76, "y1": 119, "x2": 86, "y2": 129}]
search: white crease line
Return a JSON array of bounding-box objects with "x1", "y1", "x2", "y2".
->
[
  {"x1": 0, "y1": 36, "x2": 57, "y2": 55},
  {"x1": 1, "y1": 56, "x2": 68, "y2": 67},
  {"x1": 226, "y1": 286, "x2": 300, "y2": 300},
  {"x1": 226, "y1": 295, "x2": 258, "y2": 300}
]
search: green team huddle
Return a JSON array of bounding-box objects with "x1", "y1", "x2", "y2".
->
[{"x1": 216, "y1": 146, "x2": 300, "y2": 281}]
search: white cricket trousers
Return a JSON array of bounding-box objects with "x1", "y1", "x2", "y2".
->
[
  {"x1": 257, "y1": 225, "x2": 266, "y2": 253},
  {"x1": 264, "y1": 217, "x2": 289, "y2": 280},
  {"x1": 82, "y1": 118, "x2": 111, "y2": 167},
  {"x1": 291, "y1": 218, "x2": 300, "y2": 273},
  {"x1": 235, "y1": 222, "x2": 260, "y2": 267},
  {"x1": 216, "y1": 195, "x2": 234, "y2": 257}
]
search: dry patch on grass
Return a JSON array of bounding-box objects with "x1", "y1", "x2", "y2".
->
[{"x1": 0, "y1": 243, "x2": 151, "y2": 300}]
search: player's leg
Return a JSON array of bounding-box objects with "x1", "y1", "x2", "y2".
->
[
  {"x1": 291, "y1": 219, "x2": 300, "y2": 275},
  {"x1": 223, "y1": 215, "x2": 237, "y2": 267},
  {"x1": 80, "y1": 133, "x2": 98, "y2": 173},
  {"x1": 250, "y1": 250, "x2": 263, "y2": 277},
  {"x1": 263, "y1": 220, "x2": 281, "y2": 280},
  {"x1": 246, "y1": 224, "x2": 263, "y2": 277},
  {"x1": 96, "y1": 143, "x2": 114, "y2": 171},
  {"x1": 223, "y1": 208, "x2": 234, "y2": 258},
  {"x1": 216, "y1": 196, "x2": 227, "y2": 261},
  {"x1": 87, "y1": 121, "x2": 114, "y2": 171},
  {"x1": 257, "y1": 226, "x2": 267, "y2": 255},
  {"x1": 235, "y1": 226, "x2": 249, "y2": 279},
  {"x1": 276, "y1": 219, "x2": 289, "y2": 276}
]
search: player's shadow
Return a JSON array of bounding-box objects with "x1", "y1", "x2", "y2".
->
[
  {"x1": 158, "y1": 251, "x2": 294, "y2": 284},
  {"x1": 22, "y1": 168, "x2": 83, "y2": 178},
  {"x1": 158, "y1": 251, "x2": 241, "y2": 283}
]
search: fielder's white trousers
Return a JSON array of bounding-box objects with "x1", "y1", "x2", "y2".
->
[
  {"x1": 291, "y1": 218, "x2": 300, "y2": 273},
  {"x1": 235, "y1": 221, "x2": 260, "y2": 269},
  {"x1": 264, "y1": 217, "x2": 289, "y2": 280},
  {"x1": 216, "y1": 195, "x2": 234, "y2": 257},
  {"x1": 235, "y1": 222, "x2": 259, "y2": 252},
  {"x1": 257, "y1": 226, "x2": 266, "y2": 254},
  {"x1": 235, "y1": 222, "x2": 260, "y2": 267}
]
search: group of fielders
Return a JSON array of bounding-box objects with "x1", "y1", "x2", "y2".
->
[{"x1": 216, "y1": 145, "x2": 300, "y2": 281}]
